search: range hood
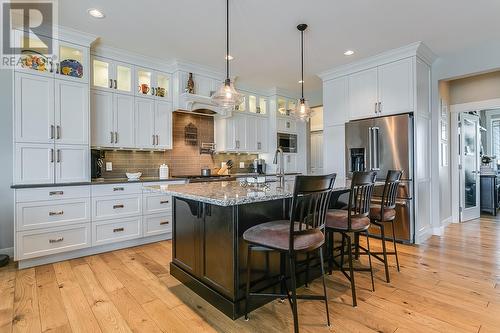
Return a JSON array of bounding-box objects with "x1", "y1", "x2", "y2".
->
[{"x1": 177, "y1": 93, "x2": 231, "y2": 117}]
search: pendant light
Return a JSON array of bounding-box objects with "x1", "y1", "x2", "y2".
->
[
  {"x1": 212, "y1": 0, "x2": 242, "y2": 110},
  {"x1": 293, "y1": 24, "x2": 313, "y2": 122}
]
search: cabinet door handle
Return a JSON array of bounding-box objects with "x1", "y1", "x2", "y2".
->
[
  {"x1": 378, "y1": 102, "x2": 382, "y2": 114},
  {"x1": 160, "y1": 221, "x2": 170, "y2": 225},
  {"x1": 113, "y1": 187, "x2": 124, "y2": 191},
  {"x1": 49, "y1": 60, "x2": 54, "y2": 73},
  {"x1": 114, "y1": 131, "x2": 118, "y2": 143},
  {"x1": 156, "y1": 135, "x2": 159, "y2": 146},
  {"x1": 113, "y1": 227, "x2": 124, "y2": 233},
  {"x1": 110, "y1": 131, "x2": 114, "y2": 144},
  {"x1": 152, "y1": 135, "x2": 156, "y2": 145},
  {"x1": 56, "y1": 63, "x2": 60, "y2": 74},
  {"x1": 50, "y1": 125, "x2": 55, "y2": 139},
  {"x1": 49, "y1": 211, "x2": 64, "y2": 216},
  {"x1": 56, "y1": 149, "x2": 61, "y2": 163},
  {"x1": 50, "y1": 149, "x2": 54, "y2": 163},
  {"x1": 113, "y1": 204, "x2": 124, "y2": 209},
  {"x1": 49, "y1": 237, "x2": 64, "y2": 243},
  {"x1": 109, "y1": 79, "x2": 113, "y2": 88},
  {"x1": 56, "y1": 125, "x2": 61, "y2": 139},
  {"x1": 49, "y1": 191, "x2": 64, "y2": 196},
  {"x1": 257, "y1": 142, "x2": 261, "y2": 150},
  {"x1": 374, "y1": 102, "x2": 378, "y2": 114},
  {"x1": 114, "y1": 79, "x2": 117, "y2": 89},
  {"x1": 152, "y1": 87, "x2": 156, "y2": 96},
  {"x1": 160, "y1": 200, "x2": 169, "y2": 204},
  {"x1": 286, "y1": 122, "x2": 290, "y2": 129}
]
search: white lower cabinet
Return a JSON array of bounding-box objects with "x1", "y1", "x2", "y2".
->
[
  {"x1": 92, "y1": 194, "x2": 142, "y2": 221},
  {"x1": 14, "y1": 143, "x2": 55, "y2": 184},
  {"x1": 54, "y1": 145, "x2": 89, "y2": 183},
  {"x1": 143, "y1": 213, "x2": 172, "y2": 237},
  {"x1": 17, "y1": 223, "x2": 92, "y2": 260},
  {"x1": 93, "y1": 217, "x2": 142, "y2": 246}
]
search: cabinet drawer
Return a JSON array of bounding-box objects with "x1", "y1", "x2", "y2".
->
[
  {"x1": 16, "y1": 198, "x2": 91, "y2": 231},
  {"x1": 143, "y1": 213, "x2": 172, "y2": 237},
  {"x1": 16, "y1": 186, "x2": 90, "y2": 202},
  {"x1": 93, "y1": 217, "x2": 142, "y2": 246},
  {"x1": 91, "y1": 183, "x2": 142, "y2": 197},
  {"x1": 92, "y1": 195, "x2": 141, "y2": 220},
  {"x1": 16, "y1": 223, "x2": 91, "y2": 260},
  {"x1": 143, "y1": 194, "x2": 172, "y2": 214}
]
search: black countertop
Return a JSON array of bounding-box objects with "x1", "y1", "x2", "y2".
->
[{"x1": 11, "y1": 177, "x2": 187, "y2": 189}]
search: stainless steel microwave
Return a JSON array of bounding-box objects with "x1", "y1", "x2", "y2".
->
[{"x1": 277, "y1": 132, "x2": 297, "y2": 153}]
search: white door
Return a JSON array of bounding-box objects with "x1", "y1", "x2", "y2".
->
[
  {"x1": 234, "y1": 115, "x2": 247, "y2": 151},
  {"x1": 14, "y1": 143, "x2": 55, "y2": 184},
  {"x1": 55, "y1": 145, "x2": 89, "y2": 183},
  {"x1": 55, "y1": 80, "x2": 89, "y2": 145},
  {"x1": 310, "y1": 132, "x2": 324, "y2": 175},
  {"x1": 348, "y1": 68, "x2": 378, "y2": 120},
  {"x1": 256, "y1": 117, "x2": 268, "y2": 152},
  {"x1": 155, "y1": 101, "x2": 173, "y2": 149},
  {"x1": 114, "y1": 93, "x2": 135, "y2": 148},
  {"x1": 135, "y1": 97, "x2": 156, "y2": 148},
  {"x1": 459, "y1": 113, "x2": 481, "y2": 222},
  {"x1": 246, "y1": 116, "x2": 258, "y2": 152},
  {"x1": 323, "y1": 78, "x2": 348, "y2": 127},
  {"x1": 90, "y1": 90, "x2": 114, "y2": 147},
  {"x1": 15, "y1": 73, "x2": 54, "y2": 144},
  {"x1": 378, "y1": 58, "x2": 414, "y2": 116},
  {"x1": 91, "y1": 56, "x2": 115, "y2": 91},
  {"x1": 114, "y1": 61, "x2": 134, "y2": 95}
]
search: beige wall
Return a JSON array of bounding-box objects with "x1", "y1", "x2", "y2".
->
[
  {"x1": 449, "y1": 71, "x2": 500, "y2": 105},
  {"x1": 438, "y1": 81, "x2": 451, "y2": 222}
]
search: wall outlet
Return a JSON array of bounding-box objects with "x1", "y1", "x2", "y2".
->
[
  {"x1": 239, "y1": 162, "x2": 245, "y2": 168},
  {"x1": 106, "y1": 162, "x2": 113, "y2": 171}
]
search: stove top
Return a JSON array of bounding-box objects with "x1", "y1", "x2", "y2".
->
[{"x1": 172, "y1": 174, "x2": 235, "y2": 183}]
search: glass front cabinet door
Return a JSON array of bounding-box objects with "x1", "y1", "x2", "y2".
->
[
  {"x1": 136, "y1": 68, "x2": 171, "y2": 100},
  {"x1": 92, "y1": 56, "x2": 133, "y2": 94},
  {"x1": 57, "y1": 41, "x2": 89, "y2": 82}
]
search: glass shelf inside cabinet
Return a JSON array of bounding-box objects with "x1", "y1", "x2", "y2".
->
[
  {"x1": 249, "y1": 95, "x2": 257, "y2": 113},
  {"x1": 278, "y1": 97, "x2": 287, "y2": 115},
  {"x1": 18, "y1": 35, "x2": 52, "y2": 74},
  {"x1": 137, "y1": 70, "x2": 152, "y2": 95},
  {"x1": 288, "y1": 100, "x2": 296, "y2": 116},
  {"x1": 59, "y1": 45, "x2": 84, "y2": 79},
  {"x1": 93, "y1": 59, "x2": 110, "y2": 88},
  {"x1": 258, "y1": 97, "x2": 267, "y2": 115},
  {"x1": 235, "y1": 95, "x2": 246, "y2": 111},
  {"x1": 156, "y1": 74, "x2": 169, "y2": 98},
  {"x1": 116, "y1": 65, "x2": 132, "y2": 92}
]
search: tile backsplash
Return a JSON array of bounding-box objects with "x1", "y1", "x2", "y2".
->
[{"x1": 96, "y1": 112, "x2": 259, "y2": 178}]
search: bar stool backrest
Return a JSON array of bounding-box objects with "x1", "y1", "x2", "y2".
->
[
  {"x1": 289, "y1": 174, "x2": 336, "y2": 251},
  {"x1": 380, "y1": 170, "x2": 403, "y2": 214},
  {"x1": 347, "y1": 171, "x2": 376, "y2": 229}
]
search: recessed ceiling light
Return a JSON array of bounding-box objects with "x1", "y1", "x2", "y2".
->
[
  {"x1": 225, "y1": 54, "x2": 234, "y2": 60},
  {"x1": 88, "y1": 8, "x2": 105, "y2": 19},
  {"x1": 344, "y1": 50, "x2": 354, "y2": 56},
  {"x1": 298, "y1": 80, "x2": 304, "y2": 83}
]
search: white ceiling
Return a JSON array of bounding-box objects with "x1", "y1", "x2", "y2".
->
[{"x1": 59, "y1": 0, "x2": 500, "y2": 94}]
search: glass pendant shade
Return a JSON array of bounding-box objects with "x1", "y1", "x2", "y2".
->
[
  {"x1": 212, "y1": 78, "x2": 242, "y2": 110},
  {"x1": 294, "y1": 98, "x2": 313, "y2": 122}
]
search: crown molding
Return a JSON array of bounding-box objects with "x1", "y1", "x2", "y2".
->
[
  {"x1": 319, "y1": 41, "x2": 437, "y2": 81},
  {"x1": 170, "y1": 60, "x2": 224, "y2": 80},
  {"x1": 58, "y1": 26, "x2": 97, "y2": 47}
]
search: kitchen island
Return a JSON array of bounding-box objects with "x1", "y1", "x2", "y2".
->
[{"x1": 144, "y1": 180, "x2": 347, "y2": 319}]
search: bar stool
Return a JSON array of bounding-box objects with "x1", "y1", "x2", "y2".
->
[
  {"x1": 326, "y1": 171, "x2": 376, "y2": 307},
  {"x1": 366, "y1": 170, "x2": 402, "y2": 283},
  {"x1": 243, "y1": 174, "x2": 336, "y2": 333}
]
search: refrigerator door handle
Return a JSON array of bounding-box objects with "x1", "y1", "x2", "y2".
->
[
  {"x1": 368, "y1": 127, "x2": 373, "y2": 170},
  {"x1": 372, "y1": 126, "x2": 380, "y2": 170}
]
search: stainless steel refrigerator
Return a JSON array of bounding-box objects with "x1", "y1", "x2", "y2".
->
[{"x1": 345, "y1": 113, "x2": 414, "y2": 243}]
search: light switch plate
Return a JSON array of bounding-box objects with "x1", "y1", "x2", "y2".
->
[
  {"x1": 239, "y1": 162, "x2": 245, "y2": 168},
  {"x1": 106, "y1": 162, "x2": 112, "y2": 171}
]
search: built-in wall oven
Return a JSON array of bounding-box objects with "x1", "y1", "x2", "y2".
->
[{"x1": 277, "y1": 132, "x2": 297, "y2": 153}]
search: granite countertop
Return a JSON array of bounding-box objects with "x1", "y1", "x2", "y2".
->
[
  {"x1": 144, "y1": 180, "x2": 349, "y2": 207},
  {"x1": 11, "y1": 177, "x2": 187, "y2": 189}
]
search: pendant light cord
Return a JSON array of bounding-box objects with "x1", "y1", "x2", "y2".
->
[
  {"x1": 301, "y1": 28, "x2": 304, "y2": 100},
  {"x1": 226, "y1": 0, "x2": 229, "y2": 82}
]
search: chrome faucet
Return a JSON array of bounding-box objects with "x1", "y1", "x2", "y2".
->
[{"x1": 274, "y1": 147, "x2": 285, "y2": 187}]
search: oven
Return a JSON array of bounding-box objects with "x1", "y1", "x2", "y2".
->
[{"x1": 277, "y1": 132, "x2": 297, "y2": 153}]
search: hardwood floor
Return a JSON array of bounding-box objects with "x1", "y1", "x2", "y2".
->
[{"x1": 1, "y1": 215, "x2": 500, "y2": 333}]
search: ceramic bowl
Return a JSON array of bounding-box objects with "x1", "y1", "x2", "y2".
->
[{"x1": 126, "y1": 172, "x2": 142, "y2": 180}]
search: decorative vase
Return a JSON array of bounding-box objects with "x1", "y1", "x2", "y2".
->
[{"x1": 187, "y1": 72, "x2": 195, "y2": 94}]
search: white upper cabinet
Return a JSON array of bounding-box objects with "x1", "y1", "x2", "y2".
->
[
  {"x1": 348, "y1": 68, "x2": 378, "y2": 120},
  {"x1": 377, "y1": 58, "x2": 414, "y2": 116},
  {"x1": 135, "y1": 97, "x2": 156, "y2": 148},
  {"x1": 91, "y1": 90, "x2": 114, "y2": 147},
  {"x1": 255, "y1": 117, "x2": 268, "y2": 152},
  {"x1": 114, "y1": 94, "x2": 135, "y2": 148},
  {"x1": 55, "y1": 80, "x2": 89, "y2": 145},
  {"x1": 154, "y1": 101, "x2": 173, "y2": 149},
  {"x1": 277, "y1": 117, "x2": 297, "y2": 133},
  {"x1": 246, "y1": 116, "x2": 258, "y2": 152},
  {"x1": 54, "y1": 145, "x2": 89, "y2": 183},
  {"x1": 215, "y1": 114, "x2": 268, "y2": 153},
  {"x1": 15, "y1": 73, "x2": 54, "y2": 144},
  {"x1": 56, "y1": 41, "x2": 89, "y2": 83},
  {"x1": 323, "y1": 77, "x2": 347, "y2": 127},
  {"x1": 136, "y1": 68, "x2": 171, "y2": 100},
  {"x1": 92, "y1": 56, "x2": 134, "y2": 95}
]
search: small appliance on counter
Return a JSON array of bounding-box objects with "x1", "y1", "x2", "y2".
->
[
  {"x1": 252, "y1": 158, "x2": 266, "y2": 174},
  {"x1": 91, "y1": 150, "x2": 104, "y2": 179},
  {"x1": 159, "y1": 164, "x2": 169, "y2": 179},
  {"x1": 201, "y1": 167, "x2": 211, "y2": 177}
]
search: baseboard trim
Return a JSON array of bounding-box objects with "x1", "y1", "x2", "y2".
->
[
  {"x1": 0, "y1": 247, "x2": 14, "y2": 258},
  {"x1": 16, "y1": 233, "x2": 171, "y2": 269}
]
